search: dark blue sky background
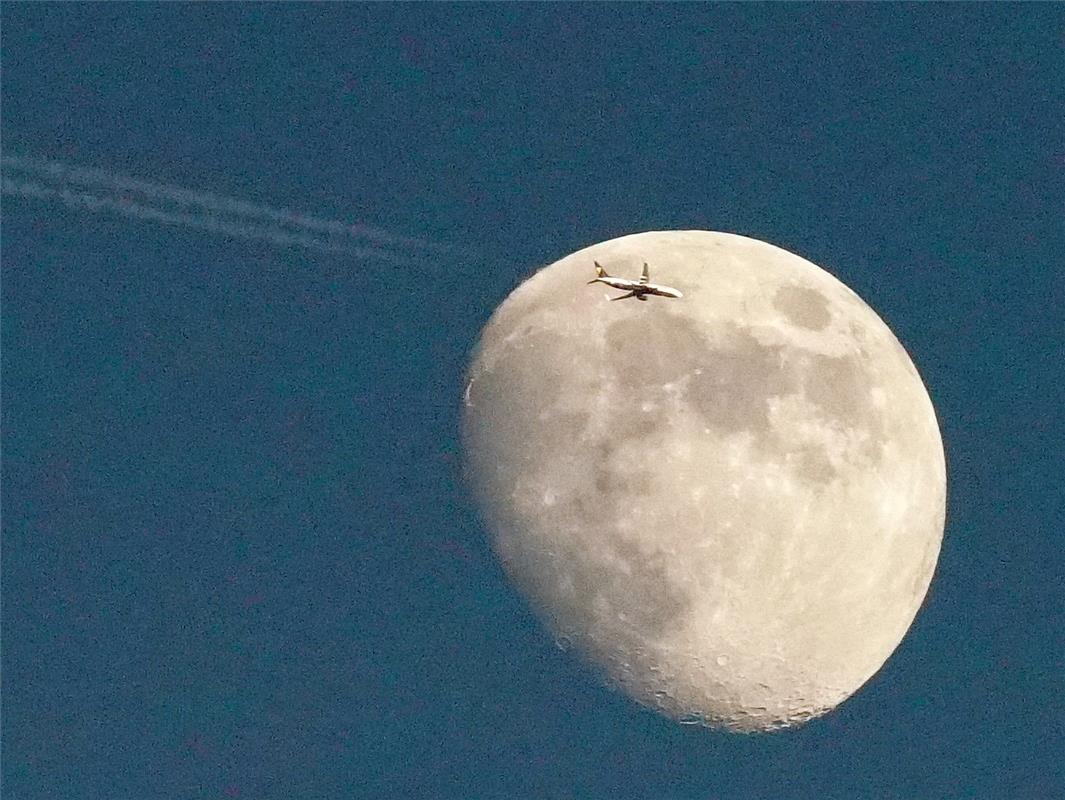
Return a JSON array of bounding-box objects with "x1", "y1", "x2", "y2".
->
[{"x1": 3, "y1": 5, "x2": 1062, "y2": 799}]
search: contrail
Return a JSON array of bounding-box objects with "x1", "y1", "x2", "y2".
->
[
  {"x1": 0, "y1": 176, "x2": 420, "y2": 265},
  {"x1": 1, "y1": 155, "x2": 450, "y2": 265}
]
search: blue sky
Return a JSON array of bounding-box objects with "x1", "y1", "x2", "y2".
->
[{"x1": 3, "y1": 5, "x2": 1062, "y2": 799}]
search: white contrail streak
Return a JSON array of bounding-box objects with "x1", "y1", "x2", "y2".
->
[
  {"x1": 1, "y1": 155, "x2": 449, "y2": 264},
  {"x1": 1, "y1": 176, "x2": 419, "y2": 265}
]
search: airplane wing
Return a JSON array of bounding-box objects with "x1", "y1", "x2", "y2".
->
[
  {"x1": 611, "y1": 290, "x2": 637, "y2": 301},
  {"x1": 639, "y1": 262, "x2": 650, "y2": 285}
]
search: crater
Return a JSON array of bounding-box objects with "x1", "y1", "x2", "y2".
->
[
  {"x1": 463, "y1": 329, "x2": 590, "y2": 502},
  {"x1": 773, "y1": 285, "x2": 832, "y2": 331},
  {"x1": 804, "y1": 353, "x2": 886, "y2": 453},
  {"x1": 594, "y1": 467, "x2": 653, "y2": 496},
  {"x1": 796, "y1": 445, "x2": 837, "y2": 484},
  {"x1": 606, "y1": 314, "x2": 708, "y2": 387},
  {"x1": 504, "y1": 515, "x2": 694, "y2": 655},
  {"x1": 613, "y1": 397, "x2": 667, "y2": 441},
  {"x1": 687, "y1": 324, "x2": 792, "y2": 435},
  {"x1": 587, "y1": 437, "x2": 655, "y2": 512},
  {"x1": 574, "y1": 534, "x2": 692, "y2": 647}
]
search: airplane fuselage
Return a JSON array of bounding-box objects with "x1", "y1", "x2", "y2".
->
[
  {"x1": 596, "y1": 277, "x2": 645, "y2": 293},
  {"x1": 588, "y1": 261, "x2": 683, "y2": 301},
  {"x1": 589, "y1": 277, "x2": 683, "y2": 300}
]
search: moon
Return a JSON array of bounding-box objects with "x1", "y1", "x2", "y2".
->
[{"x1": 462, "y1": 231, "x2": 946, "y2": 732}]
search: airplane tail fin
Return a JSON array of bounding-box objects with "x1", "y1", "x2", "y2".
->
[{"x1": 588, "y1": 261, "x2": 610, "y2": 284}]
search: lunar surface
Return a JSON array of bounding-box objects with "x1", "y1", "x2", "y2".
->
[{"x1": 462, "y1": 231, "x2": 946, "y2": 732}]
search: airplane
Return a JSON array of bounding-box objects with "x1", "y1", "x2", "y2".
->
[{"x1": 587, "y1": 261, "x2": 683, "y2": 301}]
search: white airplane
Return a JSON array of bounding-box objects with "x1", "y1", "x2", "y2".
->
[{"x1": 587, "y1": 261, "x2": 683, "y2": 301}]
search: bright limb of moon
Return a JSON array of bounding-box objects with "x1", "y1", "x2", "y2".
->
[{"x1": 462, "y1": 231, "x2": 946, "y2": 732}]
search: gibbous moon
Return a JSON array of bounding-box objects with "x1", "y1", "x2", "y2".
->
[{"x1": 462, "y1": 231, "x2": 946, "y2": 732}]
